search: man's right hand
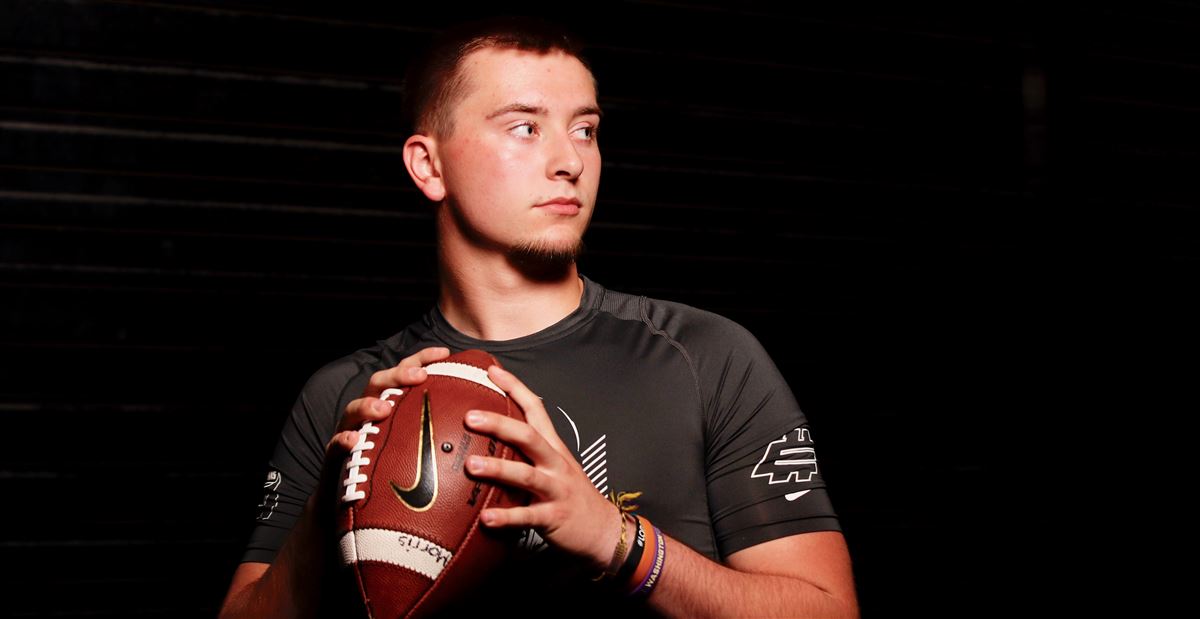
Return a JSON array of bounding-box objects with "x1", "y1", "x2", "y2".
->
[
  {"x1": 219, "y1": 346, "x2": 452, "y2": 619},
  {"x1": 311, "y1": 346, "x2": 453, "y2": 520}
]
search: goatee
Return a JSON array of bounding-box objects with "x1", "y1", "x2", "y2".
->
[{"x1": 507, "y1": 238, "x2": 585, "y2": 278}]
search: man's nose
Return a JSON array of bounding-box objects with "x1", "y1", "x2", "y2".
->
[{"x1": 546, "y1": 131, "x2": 584, "y2": 180}]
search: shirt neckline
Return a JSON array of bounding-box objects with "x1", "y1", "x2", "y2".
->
[{"x1": 427, "y1": 274, "x2": 604, "y2": 352}]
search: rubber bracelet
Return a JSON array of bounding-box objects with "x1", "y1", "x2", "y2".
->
[
  {"x1": 629, "y1": 520, "x2": 666, "y2": 599},
  {"x1": 625, "y1": 516, "x2": 657, "y2": 594},
  {"x1": 614, "y1": 513, "x2": 646, "y2": 585}
]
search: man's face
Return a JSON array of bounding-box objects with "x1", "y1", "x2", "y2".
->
[{"x1": 433, "y1": 47, "x2": 602, "y2": 266}]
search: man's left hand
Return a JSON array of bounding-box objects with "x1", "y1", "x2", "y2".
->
[{"x1": 463, "y1": 364, "x2": 621, "y2": 573}]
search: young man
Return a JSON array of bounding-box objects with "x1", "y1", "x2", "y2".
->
[{"x1": 221, "y1": 17, "x2": 858, "y2": 619}]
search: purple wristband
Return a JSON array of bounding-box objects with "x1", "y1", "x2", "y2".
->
[{"x1": 629, "y1": 523, "x2": 666, "y2": 598}]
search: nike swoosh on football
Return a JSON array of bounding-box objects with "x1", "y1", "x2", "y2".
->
[
  {"x1": 785, "y1": 490, "x2": 811, "y2": 502},
  {"x1": 391, "y1": 390, "x2": 438, "y2": 512}
]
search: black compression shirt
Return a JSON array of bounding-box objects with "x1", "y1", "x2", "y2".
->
[{"x1": 242, "y1": 275, "x2": 841, "y2": 612}]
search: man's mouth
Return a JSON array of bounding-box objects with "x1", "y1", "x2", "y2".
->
[{"x1": 535, "y1": 197, "x2": 582, "y2": 215}]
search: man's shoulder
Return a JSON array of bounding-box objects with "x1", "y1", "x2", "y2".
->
[
  {"x1": 592, "y1": 279, "x2": 762, "y2": 353},
  {"x1": 295, "y1": 346, "x2": 381, "y2": 404}
]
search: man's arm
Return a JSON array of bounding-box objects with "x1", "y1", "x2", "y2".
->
[
  {"x1": 218, "y1": 497, "x2": 325, "y2": 619},
  {"x1": 465, "y1": 364, "x2": 859, "y2": 618},
  {"x1": 221, "y1": 563, "x2": 269, "y2": 613},
  {"x1": 648, "y1": 531, "x2": 858, "y2": 619}
]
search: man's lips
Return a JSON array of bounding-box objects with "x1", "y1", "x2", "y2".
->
[{"x1": 535, "y1": 198, "x2": 582, "y2": 215}]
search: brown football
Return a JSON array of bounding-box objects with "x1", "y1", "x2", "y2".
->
[{"x1": 337, "y1": 349, "x2": 529, "y2": 619}]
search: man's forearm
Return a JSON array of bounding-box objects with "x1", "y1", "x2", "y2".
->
[
  {"x1": 645, "y1": 535, "x2": 858, "y2": 619},
  {"x1": 219, "y1": 501, "x2": 328, "y2": 619}
]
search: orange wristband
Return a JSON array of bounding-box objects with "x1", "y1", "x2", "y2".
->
[
  {"x1": 629, "y1": 517, "x2": 666, "y2": 598},
  {"x1": 626, "y1": 515, "x2": 657, "y2": 593}
]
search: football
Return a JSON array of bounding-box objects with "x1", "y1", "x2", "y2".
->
[{"x1": 337, "y1": 349, "x2": 529, "y2": 619}]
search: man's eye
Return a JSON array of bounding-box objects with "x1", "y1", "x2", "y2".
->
[
  {"x1": 575, "y1": 126, "x2": 598, "y2": 141},
  {"x1": 511, "y1": 123, "x2": 536, "y2": 137}
]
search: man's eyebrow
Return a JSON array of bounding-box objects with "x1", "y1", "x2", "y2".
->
[{"x1": 486, "y1": 103, "x2": 604, "y2": 120}]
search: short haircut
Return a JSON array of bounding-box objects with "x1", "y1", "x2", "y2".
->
[{"x1": 400, "y1": 16, "x2": 597, "y2": 141}]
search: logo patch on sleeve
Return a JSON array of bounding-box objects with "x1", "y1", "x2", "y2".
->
[
  {"x1": 256, "y1": 469, "x2": 283, "y2": 521},
  {"x1": 751, "y1": 428, "x2": 820, "y2": 499}
]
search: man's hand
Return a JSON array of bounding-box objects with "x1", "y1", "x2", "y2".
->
[
  {"x1": 314, "y1": 346, "x2": 454, "y2": 515},
  {"x1": 461, "y1": 364, "x2": 622, "y2": 573}
]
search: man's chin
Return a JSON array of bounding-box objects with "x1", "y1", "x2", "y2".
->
[{"x1": 507, "y1": 239, "x2": 585, "y2": 276}]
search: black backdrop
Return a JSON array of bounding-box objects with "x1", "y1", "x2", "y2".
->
[{"x1": 2, "y1": 1, "x2": 1191, "y2": 617}]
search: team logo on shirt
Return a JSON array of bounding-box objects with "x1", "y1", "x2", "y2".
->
[
  {"x1": 256, "y1": 469, "x2": 283, "y2": 521},
  {"x1": 751, "y1": 427, "x2": 820, "y2": 501}
]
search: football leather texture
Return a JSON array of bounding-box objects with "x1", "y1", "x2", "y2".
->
[{"x1": 337, "y1": 349, "x2": 528, "y2": 619}]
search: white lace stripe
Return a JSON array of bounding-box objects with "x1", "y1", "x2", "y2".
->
[
  {"x1": 339, "y1": 529, "x2": 454, "y2": 580},
  {"x1": 340, "y1": 422, "x2": 380, "y2": 503},
  {"x1": 424, "y1": 361, "x2": 506, "y2": 396}
]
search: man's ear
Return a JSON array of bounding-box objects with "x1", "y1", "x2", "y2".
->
[{"x1": 403, "y1": 134, "x2": 445, "y2": 203}]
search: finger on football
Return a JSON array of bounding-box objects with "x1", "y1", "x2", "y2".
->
[
  {"x1": 465, "y1": 409, "x2": 560, "y2": 468},
  {"x1": 465, "y1": 454, "x2": 552, "y2": 498},
  {"x1": 365, "y1": 366, "x2": 423, "y2": 395},
  {"x1": 401, "y1": 346, "x2": 452, "y2": 369},
  {"x1": 364, "y1": 347, "x2": 451, "y2": 396},
  {"x1": 486, "y1": 365, "x2": 572, "y2": 455},
  {"x1": 324, "y1": 429, "x2": 360, "y2": 458},
  {"x1": 478, "y1": 504, "x2": 541, "y2": 529},
  {"x1": 338, "y1": 397, "x2": 394, "y2": 432}
]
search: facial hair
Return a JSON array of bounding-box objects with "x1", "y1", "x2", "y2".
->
[{"x1": 507, "y1": 237, "x2": 586, "y2": 275}]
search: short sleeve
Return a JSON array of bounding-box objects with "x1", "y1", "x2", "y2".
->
[
  {"x1": 239, "y1": 360, "x2": 358, "y2": 564},
  {"x1": 693, "y1": 318, "x2": 841, "y2": 558}
]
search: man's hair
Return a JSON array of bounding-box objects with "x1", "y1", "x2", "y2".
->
[{"x1": 400, "y1": 16, "x2": 596, "y2": 141}]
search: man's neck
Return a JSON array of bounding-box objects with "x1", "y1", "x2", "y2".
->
[{"x1": 436, "y1": 257, "x2": 585, "y2": 342}]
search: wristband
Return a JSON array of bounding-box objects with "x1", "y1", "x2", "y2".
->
[
  {"x1": 628, "y1": 517, "x2": 665, "y2": 599},
  {"x1": 625, "y1": 516, "x2": 656, "y2": 593},
  {"x1": 614, "y1": 513, "x2": 646, "y2": 585}
]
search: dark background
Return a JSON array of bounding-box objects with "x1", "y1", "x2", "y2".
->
[{"x1": 1, "y1": 1, "x2": 1190, "y2": 616}]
